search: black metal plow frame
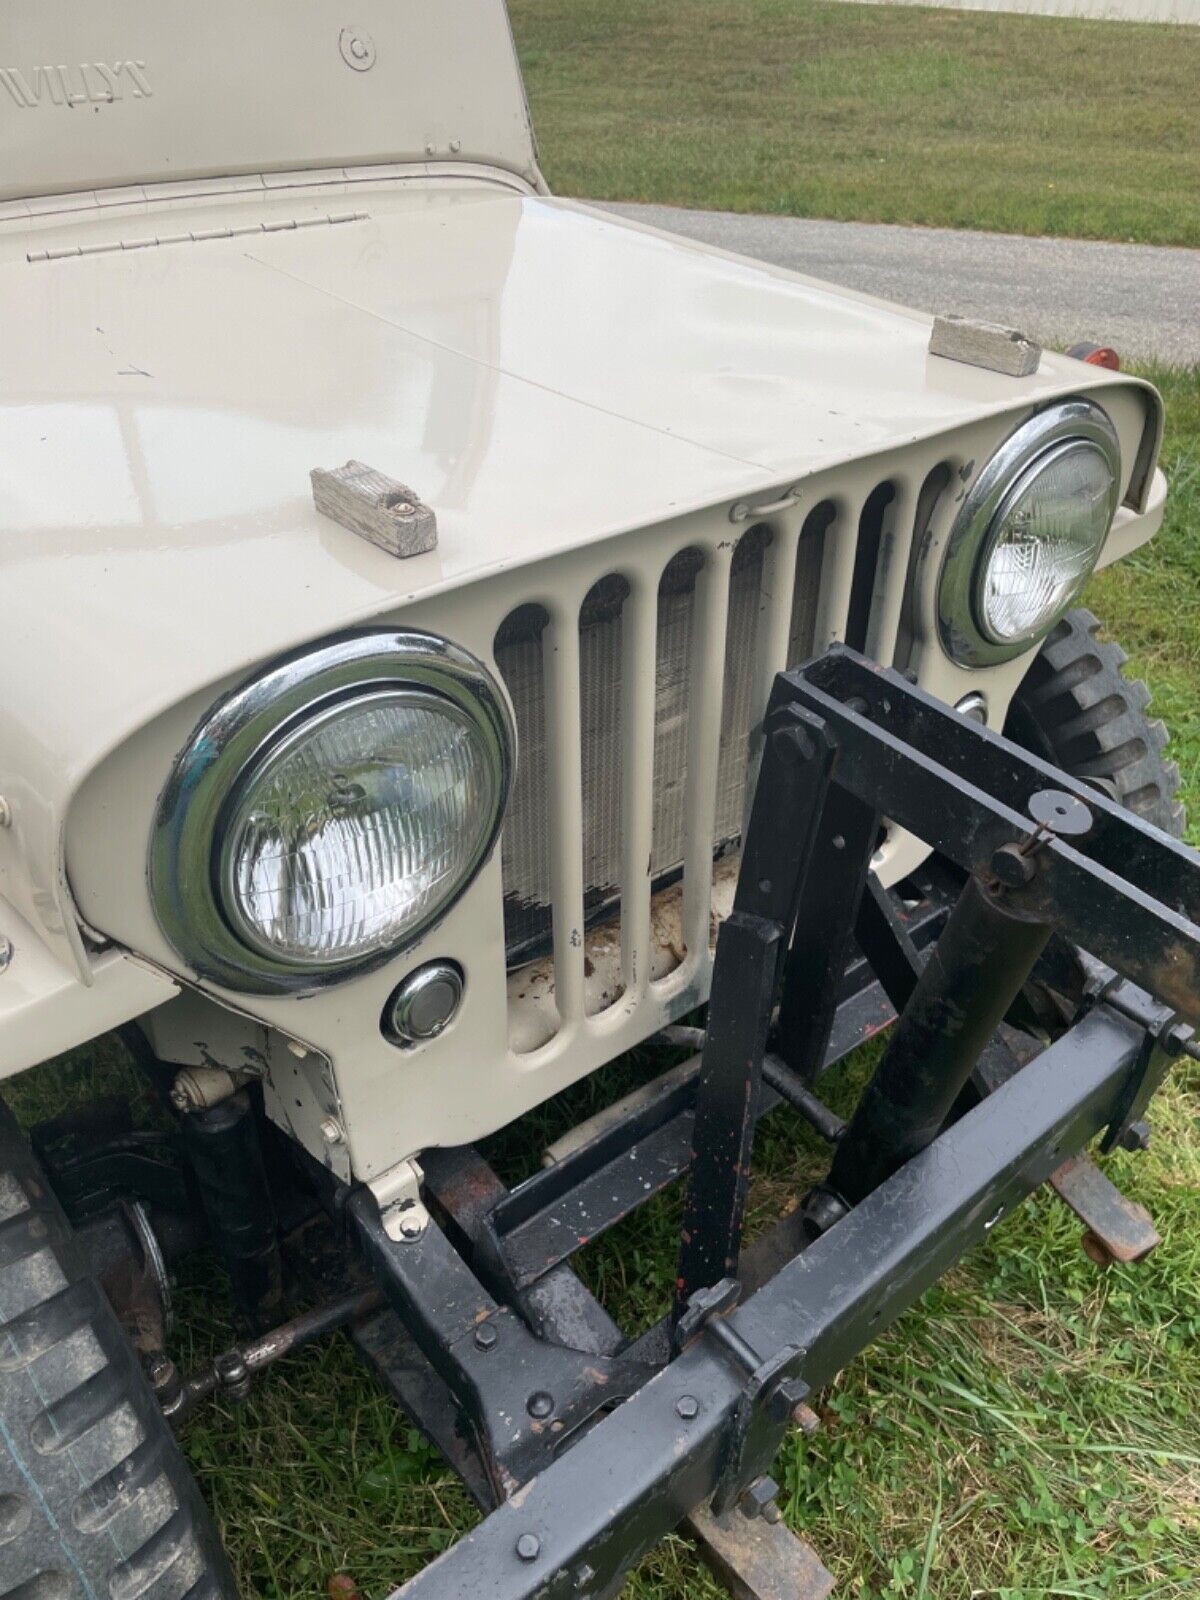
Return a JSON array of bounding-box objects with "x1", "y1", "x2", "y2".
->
[{"x1": 349, "y1": 647, "x2": 1200, "y2": 1600}]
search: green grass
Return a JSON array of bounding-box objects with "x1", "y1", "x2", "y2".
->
[
  {"x1": 508, "y1": 0, "x2": 1200, "y2": 246},
  {"x1": 8, "y1": 371, "x2": 1200, "y2": 1594}
]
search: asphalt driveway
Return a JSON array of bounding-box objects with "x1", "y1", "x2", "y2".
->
[{"x1": 599, "y1": 203, "x2": 1200, "y2": 366}]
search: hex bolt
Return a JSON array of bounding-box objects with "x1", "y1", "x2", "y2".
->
[
  {"x1": 320, "y1": 1116, "x2": 345, "y2": 1146},
  {"x1": 573, "y1": 1564, "x2": 596, "y2": 1591},
  {"x1": 675, "y1": 1395, "x2": 699, "y2": 1420},
  {"x1": 287, "y1": 1039, "x2": 309, "y2": 1060},
  {"x1": 0, "y1": 796, "x2": 11, "y2": 827},
  {"x1": 474, "y1": 1323, "x2": 498, "y2": 1352},
  {"x1": 0, "y1": 937, "x2": 12, "y2": 974},
  {"x1": 515, "y1": 1533, "x2": 541, "y2": 1563},
  {"x1": 1119, "y1": 1120, "x2": 1151, "y2": 1153},
  {"x1": 527, "y1": 1391, "x2": 554, "y2": 1419},
  {"x1": 739, "y1": 1475, "x2": 781, "y2": 1522}
]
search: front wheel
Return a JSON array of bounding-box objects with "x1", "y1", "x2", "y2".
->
[
  {"x1": 1004, "y1": 607, "x2": 1186, "y2": 838},
  {"x1": 0, "y1": 1097, "x2": 238, "y2": 1600}
]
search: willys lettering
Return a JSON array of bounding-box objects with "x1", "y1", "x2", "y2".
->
[{"x1": 0, "y1": 61, "x2": 152, "y2": 108}]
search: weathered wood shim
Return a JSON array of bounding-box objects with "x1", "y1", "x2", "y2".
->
[
  {"x1": 688, "y1": 1504, "x2": 837, "y2": 1600},
  {"x1": 929, "y1": 314, "x2": 1041, "y2": 377},
  {"x1": 310, "y1": 460, "x2": 437, "y2": 557}
]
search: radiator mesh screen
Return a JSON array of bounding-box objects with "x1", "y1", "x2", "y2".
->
[{"x1": 495, "y1": 527, "x2": 826, "y2": 967}]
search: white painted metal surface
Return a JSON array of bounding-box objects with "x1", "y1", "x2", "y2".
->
[{"x1": 0, "y1": 0, "x2": 540, "y2": 202}]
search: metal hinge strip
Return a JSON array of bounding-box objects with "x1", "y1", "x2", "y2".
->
[{"x1": 26, "y1": 209, "x2": 366, "y2": 262}]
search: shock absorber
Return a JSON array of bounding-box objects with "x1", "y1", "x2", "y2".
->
[{"x1": 178, "y1": 1089, "x2": 284, "y2": 1334}]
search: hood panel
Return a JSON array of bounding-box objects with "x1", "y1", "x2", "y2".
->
[{"x1": 258, "y1": 192, "x2": 1097, "y2": 473}]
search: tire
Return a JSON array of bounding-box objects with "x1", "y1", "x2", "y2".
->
[
  {"x1": 0, "y1": 1098, "x2": 238, "y2": 1600},
  {"x1": 1005, "y1": 607, "x2": 1186, "y2": 838}
]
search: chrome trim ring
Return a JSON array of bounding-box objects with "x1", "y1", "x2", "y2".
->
[
  {"x1": 937, "y1": 398, "x2": 1121, "y2": 668},
  {"x1": 149, "y1": 629, "x2": 514, "y2": 995},
  {"x1": 383, "y1": 960, "x2": 465, "y2": 1047}
]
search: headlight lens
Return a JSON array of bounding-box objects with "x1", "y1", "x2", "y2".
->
[
  {"x1": 150, "y1": 630, "x2": 513, "y2": 994},
  {"x1": 221, "y1": 690, "x2": 501, "y2": 966},
  {"x1": 937, "y1": 400, "x2": 1121, "y2": 667},
  {"x1": 975, "y1": 440, "x2": 1115, "y2": 646}
]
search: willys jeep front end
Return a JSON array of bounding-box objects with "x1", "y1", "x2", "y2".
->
[{"x1": 0, "y1": 4, "x2": 1196, "y2": 1598}]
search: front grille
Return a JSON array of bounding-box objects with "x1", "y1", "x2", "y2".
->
[
  {"x1": 491, "y1": 457, "x2": 948, "y2": 1054},
  {"x1": 497, "y1": 530, "x2": 805, "y2": 964}
]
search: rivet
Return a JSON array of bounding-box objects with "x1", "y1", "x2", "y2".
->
[
  {"x1": 0, "y1": 797, "x2": 11, "y2": 828},
  {"x1": 398, "y1": 1211, "x2": 425, "y2": 1240},
  {"x1": 676, "y1": 1395, "x2": 699, "y2": 1420},
  {"x1": 449, "y1": 139, "x2": 462, "y2": 153},
  {"x1": 0, "y1": 938, "x2": 12, "y2": 974},
  {"x1": 527, "y1": 1391, "x2": 554, "y2": 1419},
  {"x1": 516, "y1": 1533, "x2": 540, "y2": 1562}
]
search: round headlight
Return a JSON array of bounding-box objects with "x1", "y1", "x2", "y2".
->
[
  {"x1": 150, "y1": 630, "x2": 513, "y2": 994},
  {"x1": 221, "y1": 690, "x2": 501, "y2": 966},
  {"x1": 938, "y1": 400, "x2": 1120, "y2": 667}
]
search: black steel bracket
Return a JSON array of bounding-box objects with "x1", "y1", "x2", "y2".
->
[
  {"x1": 676, "y1": 647, "x2": 1200, "y2": 1317},
  {"x1": 340, "y1": 647, "x2": 1200, "y2": 1600}
]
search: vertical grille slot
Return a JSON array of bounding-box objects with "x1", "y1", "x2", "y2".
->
[
  {"x1": 787, "y1": 502, "x2": 835, "y2": 668},
  {"x1": 578, "y1": 576, "x2": 629, "y2": 1016},
  {"x1": 714, "y1": 526, "x2": 773, "y2": 871},
  {"x1": 619, "y1": 574, "x2": 658, "y2": 1002},
  {"x1": 679, "y1": 541, "x2": 735, "y2": 973},
  {"x1": 495, "y1": 604, "x2": 552, "y2": 965},
  {"x1": 845, "y1": 482, "x2": 895, "y2": 652},
  {"x1": 649, "y1": 549, "x2": 702, "y2": 882},
  {"x1": 649, "y1": 547, "x2": 703, "y2": 979},
  {"x1": 894, "y1": 463, "x2": 953, "y2": 671},
  {"x1": 544, "y1": 597, "x2": 587, "y2": 1028}
]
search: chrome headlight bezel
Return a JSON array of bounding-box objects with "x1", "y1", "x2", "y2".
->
[
  {"x1": 149, "y1": 629, "x2": 514, "y2": 995},
  {"x1": 937, "y1": 399, "x2": 1121, "y2": 668}
]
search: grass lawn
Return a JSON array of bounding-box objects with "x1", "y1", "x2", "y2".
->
[
  {"x1": 5, "y1": 366, "x2": 1197, "y2": 1598},
  {"x1": 508, "y1": 0, "x2": 1200, "y2": 247}
]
